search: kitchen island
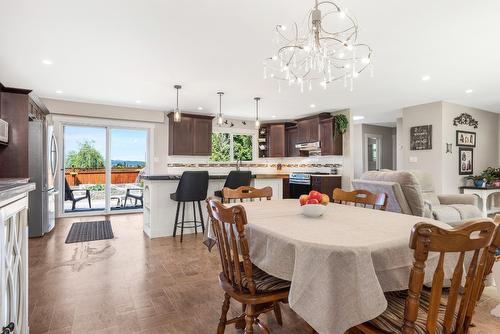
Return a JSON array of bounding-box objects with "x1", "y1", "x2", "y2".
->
[{"x1": 141, "y1": 173, "x2": 287, "y2": 238}]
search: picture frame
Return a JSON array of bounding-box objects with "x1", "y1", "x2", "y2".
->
[
  {"x1": 458, "y1": 147, "x2": 473, "y2": 175},
  {"x1": 456, "y1": 130, "x2": 476, "y2": 147},
  {"x1": 410, "y1": 125, "x2": 432, "y2": 150}
]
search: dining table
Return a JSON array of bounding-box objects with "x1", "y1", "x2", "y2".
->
[{"x1": 221, "y1": 199, "x2": 456, "y2": 334}]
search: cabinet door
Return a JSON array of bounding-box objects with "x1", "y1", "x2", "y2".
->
[
  {"x1": 193, "y1": 118, "x2": 212, "y2": 155},
  {"x1": 171, "y1": 117, "x2": 194, "y2": 155},
  {"x1": 311, "y1": 176, "x2": 342, "y2": 199},
  {"x1": 269, "y1": 124, "x2": 285, "y2": 157},
  {"x1": 286, "y1": 127, "x2": 300, "y2": 157},
  {"x1": 297, "y1": 120, "x2": 309, "y2": 143},
  {"x1": 297, "y1": 118, "x2": 319, "y2": 143},
  {"x1": 320, "y1": 118, "x2": 334, "y2": 155}
]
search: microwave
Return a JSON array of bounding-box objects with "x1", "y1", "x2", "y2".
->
[{"x1": 0, "y1": 119, "x2": 8, "y2": 144}]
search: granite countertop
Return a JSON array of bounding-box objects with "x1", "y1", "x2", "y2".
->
[
  {"x1": 142, "y1": 173, "x2": 341, "y2": 180},
  {"x1": 0, "y1": 181, "x2": 36, "y2": 204}
]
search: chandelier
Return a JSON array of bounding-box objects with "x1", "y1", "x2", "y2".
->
[{"x1": 264, "y1": 0, "x2": 373, "y2": 92}]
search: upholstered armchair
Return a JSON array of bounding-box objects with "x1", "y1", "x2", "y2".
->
[{"x1": 352, "y1": 170, "x2": 482, "y2": 225}]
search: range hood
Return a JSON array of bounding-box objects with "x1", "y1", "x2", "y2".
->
[{"x1": 295, "y1": 141, "x2": 320, "y2": 151}]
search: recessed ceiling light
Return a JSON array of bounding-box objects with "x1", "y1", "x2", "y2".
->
[
  {"x1": 421, "y1": 75, "x2": 431, "y2": 81},
  {"x1": 55, "y1": 90, "x2": 63, "y2": 94},
  {"x1": 272, "y1": 115, "x2": 276, "y2": 118},
  {"x1": 197, "y1": 106, "x2": 203, "y2": 110},
  {"x1": 135, "y1": 100, "x2": 142, "y2": 104},
  {"x1": 465, "y1": 89, "x2": 473, "y2": 94},
  {"x1": 42, "y1": 59, "x2": 53, "y2": 65},
  {"x1": 353, "y1": 115, "x2": 365, "y2": 121},
  {"x1": 310, "y1": 104, "x2": 316, "y2": 108}
]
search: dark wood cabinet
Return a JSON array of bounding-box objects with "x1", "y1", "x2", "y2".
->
[
  {"x1": 168, "y1": 113, "x2": 213, "y2": 156},
  {"x1": 0, "y1": 83, "x2": 48, "y2": 178},
  {"x1": 193, "y1": 117, "x2": 212, "y2": 155},
  {"x1": 282, "y1": 178, "x2": 290, "y2": 199},
  {"x1": 297, "y1": 117, "x2": 319, "y2": 143},
  {"x1": 311, "y1": 176, "x2": 342, "y2": 199},
  {"x1": 320, "y1": 118, "x2": 334, "y2": 155},
  {"x1": 285, "y1": 126, "x2": 300, "y2": 157},
  {"x1": 268, "y1": 124, "x2": 285, "y2": 157}
]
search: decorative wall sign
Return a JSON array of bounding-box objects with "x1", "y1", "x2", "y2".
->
[
  {"x1": 453, "y1": 113, "x2": 478, "y2": 128},
  {"x1": 410, "y1": 125, "x2": 432, "y2": 150},
  {"x1": 458, "y1": 147, "x2": 473, "y2": 175},
  {"x1": 456, "y1": 130, "x2": 476, "y2": 147}
]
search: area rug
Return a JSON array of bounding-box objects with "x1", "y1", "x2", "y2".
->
[{"x1": 65, "y1": 220, "x2": 114, "y2": 244}]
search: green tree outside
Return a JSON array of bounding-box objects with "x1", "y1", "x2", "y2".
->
[
  {"x1": 233, "y1": 134, "x2": 252, "y2": 161},
  {"x1": 65, "y1": 140, "x2": 105, "y2": 169},
  {"x1": 210, "y1": 133, "x2": 231, "y2": 162}
]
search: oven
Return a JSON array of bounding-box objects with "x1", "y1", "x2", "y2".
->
[{"x1": 288, "y1": 173, "x2": 312, "y2": 199}]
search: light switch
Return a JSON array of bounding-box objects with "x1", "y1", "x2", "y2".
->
[{"x1": 409, "y1": 156, "x2": 418, "y2": 163}]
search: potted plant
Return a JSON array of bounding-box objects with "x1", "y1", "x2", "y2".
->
[{"x1": 467, "y1": 175, "x2": 487, "y2": 188}]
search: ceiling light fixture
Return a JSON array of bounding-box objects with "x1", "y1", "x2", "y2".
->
[
  {"x1": 173, "y1": 85, "x2": 182, "y2": 123},
  {"x1": 272, "y1": 115, "x2": 276, "y2": 118},
  {"x1": 310, "y1": 104, "x2": 316, "y2": 108},
  {"x1": 42, "y1": 59, "x2": 53, "y2": 65},
  {"x1": 217, "y1": 91, "x2": 224, "y2": 126},
  {"x1": 55, "y1": 90, "x2": 63, "y2": 94},
  {"x1": 197, "y1": 106, "x2": 203, "y2": 111},
  {"x1": 465, "y1": 89, "x2": 473, "y2": 94},
  {"x1": 264, "y1": 0, "x2": 372, "y2": 93},
  {"x1": 353, "y1": 115, "x2": 365, "y2": 121},
  {"x1": 135, "y1": 100, "x2": 141, "y2": 104},
  {"x1": 254, "y1": 97, "x2": 261, "y2": 129},
  {"x1": 421, "y1": 75, "x2": 431, "y2": 81}
]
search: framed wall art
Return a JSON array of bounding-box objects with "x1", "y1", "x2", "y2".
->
[
  {"x1": 458, "y1": 147, "x2": 473, "y2": 175},
  {"x1": 410, "y1": 125, "x2": 432, "y2": 150},
  {"x1": 456, "y1": 130, "x2": 476, "y2": 147}
]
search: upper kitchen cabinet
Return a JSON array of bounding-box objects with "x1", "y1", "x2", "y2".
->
[
  {"x1": 319, "y1": 116, "x2": 343, "y2": 156},
  {"x1": 285, "y1": 125, "x2": 300, "y2": 157},
  {"x1": 297, "y1": 116, "x2": 319, "y2": 143},
  {"x1": 268, "y1": 123, "x2": 285, "y2": 157},
  {"x1": 168, "y1": 113, "x2": 214, "y2": 156}
]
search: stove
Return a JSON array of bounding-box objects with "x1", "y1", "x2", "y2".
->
[{"x1": 289, "y1": 172, "x2": 312, "y2": 185}]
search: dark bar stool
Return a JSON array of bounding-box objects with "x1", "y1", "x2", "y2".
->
[
  {"x1": 170, "y1": 171, "x2": 209, "y2": 242},
  {"x1": 214, "y1": 171, "x2": 252, "y2": 202}
]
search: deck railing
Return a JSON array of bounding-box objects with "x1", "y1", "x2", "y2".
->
[{"x1": 65, "y1": 168, "x2": 141, "y2": 186}]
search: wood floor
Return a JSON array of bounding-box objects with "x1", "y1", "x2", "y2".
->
[{"x1": 28, "y1": 213, "x2": 500, "y2": 334}]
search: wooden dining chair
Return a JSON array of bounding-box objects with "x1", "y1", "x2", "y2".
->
[
  {"x1": 206, "y1": 198, "x2": 290, "y2": 334},
  {"x1": 222, "y1": 186, "x2": 272, "y2": 203},
  {"x1": 332, "y1": 188, "x2": 388, "y2": 210},
  {"x1": 348, "y1": 219, "x2": 499, "y2": 334}
]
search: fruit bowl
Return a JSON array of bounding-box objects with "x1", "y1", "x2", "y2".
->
[{"x1": 302, "y1": 203, "x2": 328, "y2": 218}]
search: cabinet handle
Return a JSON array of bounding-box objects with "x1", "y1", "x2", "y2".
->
[{"x1": 2, "y1": 323, "x2": 14, "y2": 334}]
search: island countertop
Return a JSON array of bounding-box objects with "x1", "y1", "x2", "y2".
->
[
  {"x1": 141, "y1": 173, "x2": 340, "y2": 181},
  {"x1": 0, "y1": 180, "x2": 36, "y2": 204}
]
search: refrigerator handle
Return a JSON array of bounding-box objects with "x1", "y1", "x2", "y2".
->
[{"x1": 51, "y1": 134, "x2": 59, "y2": 180}]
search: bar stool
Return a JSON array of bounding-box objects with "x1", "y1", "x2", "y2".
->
[
  {"x1": 170, "y1": 171, "x2": 209, "y2": 242},
  {"x1": 214, "y1": 170, "x2": 252, "y2": 202}
]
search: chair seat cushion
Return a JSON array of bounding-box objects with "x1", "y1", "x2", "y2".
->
[
  {"x1": 241, "y1": 264, "x2": 291, "y2": 293},
  {"x1": 432, "y1": 204, "x2": 482, "y2": 225},
  {"x1": 368, "y1": 290, "x2": 456, "y2": 334}
]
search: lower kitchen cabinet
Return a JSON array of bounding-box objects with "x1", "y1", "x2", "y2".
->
[{"x1": 311, "y1": 176, "x2": 342, "y2": 200}]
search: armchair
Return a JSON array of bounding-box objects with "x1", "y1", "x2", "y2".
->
[
  {"x1": 64, "y1": 178, "x2": 91, "y2": 210},
  {"x1": 352, "y1": 170, "x2": 482, "y2": 225}
]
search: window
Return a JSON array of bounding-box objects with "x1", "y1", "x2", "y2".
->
[{"x1": 211, "y1": 132, "x2": 253, "y2": 162}]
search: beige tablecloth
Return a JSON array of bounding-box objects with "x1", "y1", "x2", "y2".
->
[{"x1": 236, "y1": 199, "x2": 453, "y2": 334}]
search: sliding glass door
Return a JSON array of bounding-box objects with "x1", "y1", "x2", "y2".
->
[{"x1": 62, "y1": 124, "x2": 148, "y2": 214}]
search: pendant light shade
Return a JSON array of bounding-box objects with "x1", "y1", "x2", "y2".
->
[
  {"x1": 217, "y1": 92, "x2": 224, "y2": 126},
  {"x1": 173, "y1": 85, "x2": 182, "y2": 122},
  {"x1": 254, "y1": 97, "x2": 261, "y2": 128}
]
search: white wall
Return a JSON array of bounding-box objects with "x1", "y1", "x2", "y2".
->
[
  {"x1": 396, "y1": 117, "x2": 403, "y2": 170},
  {"x1": 441, "y1": 102, "x2": 499, "y2": 193},
  {"x1": 402, "y1": 101, "x2": 444, "y2": 191},
  {"x1": 401, "y1": 101, "x2": 499, "y2": 194}
]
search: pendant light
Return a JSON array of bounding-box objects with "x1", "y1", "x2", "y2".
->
[
  {"x1": 173, "y1": 85, "x2": 182, "y2": 122},
  {"x1": 254, "y1": 97, "x2": 261, "y2": 128},
  {"x1": 217, "y1": 91, "x2": 224, "y2": 126}
]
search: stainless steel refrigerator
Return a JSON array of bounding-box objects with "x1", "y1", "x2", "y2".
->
[{"x1": 28, "y1": 120, "x2": 59, "y2": 237}]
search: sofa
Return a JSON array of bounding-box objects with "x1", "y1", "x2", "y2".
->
[{"x1": 352, "y1": 170, "x2": 482, "y2": 225}]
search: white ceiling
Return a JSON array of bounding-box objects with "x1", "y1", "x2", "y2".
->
[{"x1": 1, "y1": 0, "x2": 500, "y2": 123}]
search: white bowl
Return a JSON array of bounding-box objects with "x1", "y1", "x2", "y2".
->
[{"x1": 301, "y1": 203, "x2": 327, "y2": 217}]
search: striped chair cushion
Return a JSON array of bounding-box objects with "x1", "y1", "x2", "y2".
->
[
  {"x1": 241, "y1": 264, "x2": 291, "y2": 293},
  {"x1": 368, "y1": 290, "x2": 456, "y2": 334}
]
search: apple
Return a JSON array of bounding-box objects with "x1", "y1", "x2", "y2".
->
[
  {"x1": 321, "y1": 194, "x2": 330, "y2": 205},
  {"x1": 306, "y1": 198, "x2": 319, "y2": 205},
  {"x1": 299, "y1": 194, "x2": 309, "y2": 206},
  {"x1": 308, "y1": 190, "x2": 323, "y2": 202}
]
